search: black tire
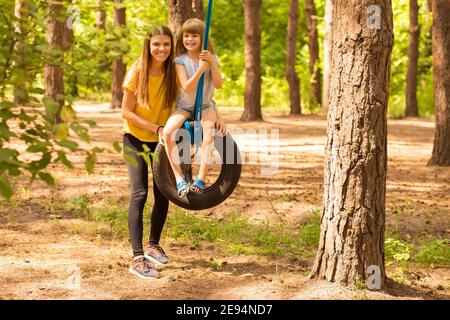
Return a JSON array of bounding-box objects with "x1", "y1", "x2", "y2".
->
[{"x1": 152, "y1": 131, "x2": 242, "y2": 210}]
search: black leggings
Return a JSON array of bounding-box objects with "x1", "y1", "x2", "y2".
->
[{"x1": 123, "y1": 133, "x2": 169, "y2": 257}]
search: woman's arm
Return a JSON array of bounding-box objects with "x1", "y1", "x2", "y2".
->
[
  {"x1": 176, "y1": 62, "x2": 209, "y2": 93},
  {"x1": 121, "y1": 89, "x2": 161, "y2": 134}
]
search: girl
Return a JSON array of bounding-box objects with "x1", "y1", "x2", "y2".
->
[
  {"x1": 122, "y1": 25, "x2": 178, "y2": 279},
  {"x1": 162, "y1": 18, "x2": 227, "y2": 197}
]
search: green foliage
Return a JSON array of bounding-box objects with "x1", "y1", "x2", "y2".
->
[
  {"x1": 415, "y1": 237, "x2": 450, "y2": 268},
  {"x1": 384, "y1": 236, "x2": 413, "y2": 266},
  {"x1": 389, "y1": 0, "x2": 433, "y2": 118}
]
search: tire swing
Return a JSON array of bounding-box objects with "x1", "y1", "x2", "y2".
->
[{"x1": 153, "y1": 0, "x2": 242, "y2": 211}]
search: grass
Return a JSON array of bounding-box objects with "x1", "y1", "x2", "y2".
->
[
  {"x1": 47, "y1": 194, "x2": 449, "y2": 267},
  {"x1": 165, "y1": 209, "x2": 321, "y2": 258}
]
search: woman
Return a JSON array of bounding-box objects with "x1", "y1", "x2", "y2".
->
[{"x1": 122, "y1": 25, "x2": 178, "y2": 279}]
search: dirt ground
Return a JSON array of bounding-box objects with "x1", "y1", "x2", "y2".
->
[{"x1": 0, "y1": 104, "x2": 449, "y2": 300}]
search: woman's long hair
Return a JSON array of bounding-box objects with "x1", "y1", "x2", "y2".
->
[
  {"x1": 175, "y1": 18, "x2": 215, "y2": 57},
  {"x1": 136, "y1": 25, "x2": 178, "y2": 109}
]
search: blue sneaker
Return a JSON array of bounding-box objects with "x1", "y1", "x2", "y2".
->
[
  {"x1": 129, "y1": 256, "x2": 160, "y2": 279},
  {"x1": 144, "y1": 244, "x2": 170, "y2": 265}
]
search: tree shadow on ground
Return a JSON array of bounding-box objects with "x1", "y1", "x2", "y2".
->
[{"x1": 383, "y1": 278, "x2": 448, "y2": 300}]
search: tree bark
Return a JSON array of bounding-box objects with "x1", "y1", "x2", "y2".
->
[
  {"x1": 44, "y1": 0, "x2": 73, "y2": 123},
  {"x1": 95, "y1": 0, "x2": 106, "y2": 30},
  {"x1": 322, "y1": 0, "x2": 333, "y2": 113},
  {"x1": 286, "y1": 0, "x2": 301, "y2": 115},
  {"x1": 428, "y1": 0, "x2": 450, "y2": 166},
  {"x1": 306, "y1": 0, "x2": 322, "y2": 108},
  {"x1": 310, "y1": 0, "x2": 394, "y2": 287},
  {"x1": 14, "y1": 0, "x2": 30, "y2": 104},
  {"x1": 168, "y1": 0, "x2": 198, "y2": 38},
  {"x1": 111, "y1": 0, "x2": 126, "y2": 110},
  {"x1": 241, "y1": 0, "x2": 262, "y2": 121},
  {"x1": 405, "y1": 0, "x2": 420, "y2": 117},
  {"x1": 192, "y1": 0, "x2": 204, "y2": 20}
]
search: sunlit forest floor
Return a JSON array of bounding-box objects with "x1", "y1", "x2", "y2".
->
[{"x1": 0, "y1": 104, "x2": 449, "y2": 300}]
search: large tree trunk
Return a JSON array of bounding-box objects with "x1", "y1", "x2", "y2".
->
[
  {"x1": 14, "y1": 0, "x2": 30, "y2": 104},
  {"x1": 44, "y1": 0, "x2": 73, "y2": 123},
  {"x1": 286, "y1": 0, "x2": 301, "y2": 115},
  {"x1": 306, "y1": 0, "x2": 322, "y2": 108},
  {"x1": 322, "y1": 0, "x2": 333, "y2": 113},
  {"x1": 405, "y1": 0, "x2": 420, "y2": 117},
  {"x1": 310, "y1": 0, "x2": 394, "y2": 287},
  {"x1": 241, "y1": 0, "x2": 262, "y2": 121},
  {"x1": 428, "y1": 0, "x2": 450, "y2": 166},
  {"x1": 169, "y1": 0, "x2": 202, "y2": 38},
  {"x1": 95, "y1": 0, "x2": 106, "y2": 30},
  {"x1": 111, "y1": 0, "x2": 126, "y2": 110}
]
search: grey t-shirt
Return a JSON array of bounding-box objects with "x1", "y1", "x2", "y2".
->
[{"x1": 174, "y1": 53, "x2": 219, "y2": 111}]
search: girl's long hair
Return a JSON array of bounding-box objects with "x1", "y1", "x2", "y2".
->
[
  {"x1": 136, "y1": 25, "x2": 178, "y2": 109},
  {"x1": 175, "y1": 18, "x2": 215, "y2": 57}
]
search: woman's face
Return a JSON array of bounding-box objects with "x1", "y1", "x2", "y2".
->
[
  {"x1": 150, "y1": 34, "x2": 172, "y2": 63},
  {"x1": 183, "y1": 32, "x2": 201, "y2": 52}
]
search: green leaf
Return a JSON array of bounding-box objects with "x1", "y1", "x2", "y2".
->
[
  {"x1": 60, "y1": 105, "x2": 76, "y2": 122},
  {"x1": 57, "y1": 139, "x2": 79, "y2": 151},
  {"x1": 0, "y1": 108, "x2": 14, "y2": 120},
  {"x1": 38, "y1": 172, "x2": 55, "y2": 186},
  {"x1": 18, "y1": 109, "x2": 37, "y2": 122},
  {"x1": 43, "y1": 97, "x2": 61, "y2": 114},
  {"x1": 0, "y1": 101, "x2": 15, "y2": 108},
  {"x1": 53, "y1": 123, "x2": 69, "y2": 140},
  {"x1": 124, "y1": 153, "x2": 138, "y2": 168},
  {"x1": 0, "y1": 149, "x2": 17, "y2": 161},
  {"x1": 30, "y1": 87, "x2": 45, "y2": 94},
  {"x1": 113, "y1": 141, "x2": 122, "y2": 153},
  {"x1": 70, "y1": 123, "x2": 90, "y2": 143},
  {"x1": 57, "y1": 150, "x2": 74, "y2": 168},
  {"x1": 0, "y1": 122, "x2": 12, "y2": 139},
  {"x1": 32, "y1": 152, "x2": 52, "y2": 170},
  {"x1": 27, "y1": 141, "x2": 50, "y2": 153},
  {"x1": 85, "y1": 153, "x2": 97, "y2": 173},
  {"x1": 0, "y1": 176, "x2": 13, "y2": 199},
  {"x1": 83, "y1": 120, "x2": 97, "y2": 128}
]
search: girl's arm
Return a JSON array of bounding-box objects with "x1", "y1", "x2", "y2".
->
[
  {"x1": 176, "y1": 61, "x2": 209, "y2": 93},
  {"x1": 122, "y1": 89, "x2": 161, "y2": 135},
  {"x1": 200, "y1": 50, "x2": 223, "y2": 89}
]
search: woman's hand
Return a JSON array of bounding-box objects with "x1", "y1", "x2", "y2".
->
[
  {"x1": 215, "y1": 116, "x2": 227, "y2": 137},
  {"x1": 157, "y1": 126, "x2": 165, "y2": 146}
]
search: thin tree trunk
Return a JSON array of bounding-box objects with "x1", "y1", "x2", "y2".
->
[
  {"x1": 111, "y1": 0, "x2": 126, "y2": 110},
  {"x1": 241, "y1": 0, "x2": 262, "y2": 121},
  {"x1": 428, "y1": 0, "x2": 450, "y2": 166},
  {"x1": 306, "y1": 0, "x2": 322, "y2": 108},
  {"x1": 44, "y1": 0, "x2": 72, "y2": 123},
  {"x1": 310, "y1": 0, "x2": 394, "y2": 287},
  {"x1": 14, "y1": 0, "x2": 30, "y2": 104},
  {"x1": 95, "y1": 0, "x2": 106, "y2": 30},
  {"x1": 286, "y1": 0, "x2": 301, "y2": 115},
  {"x1": 168, "y1": 0, "x2": 196, "y2": 38},
  {"x1": 405, "y1": 0, "x2": 420, "y2": 117},
  {"x1": 322, "y1": 0, "x2": 333, "y2": 113},
  {"x1": 192, "y1": 0, "x2": 204, "y2": 20}
]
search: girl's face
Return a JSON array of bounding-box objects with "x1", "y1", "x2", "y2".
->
[
  {"x1": 150, "y1": 34, "x2": 172, "y2": 63},
  {"x1": 183, "y1": 32, "x2": 201, "y2": 52}
]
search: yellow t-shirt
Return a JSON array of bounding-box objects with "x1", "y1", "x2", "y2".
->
[{"x1": 122, "y1": 61, "x2": 174, "y2": 142}]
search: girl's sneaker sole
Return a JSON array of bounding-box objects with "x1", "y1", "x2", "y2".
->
[{"x1": 128, "y1": 267, "x2": 160, "y2": 279}]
